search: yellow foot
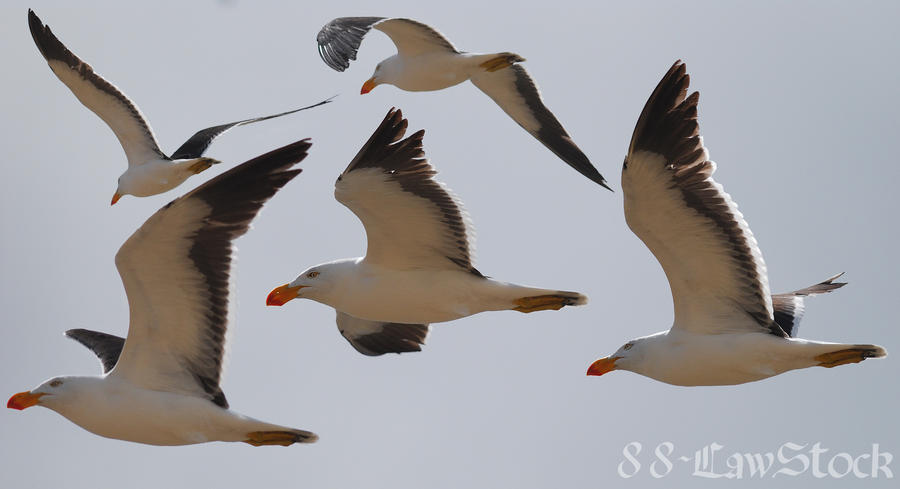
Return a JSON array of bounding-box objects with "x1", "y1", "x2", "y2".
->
[
  {"x1": 479, "y1": 52, "x2": 526, "y2": 73},
  {"x1": 513, "y1": 294, "x2": 576, "y2": 313},
  {"x1": 188, "y1": 157, "x2": 220, "y2": 174},
  {"x1": 243, "y1": 430, "x2": 317, "y2": 446},
  {"x1": 815, "y1": 348, "x2": 879, "y2": 368}
]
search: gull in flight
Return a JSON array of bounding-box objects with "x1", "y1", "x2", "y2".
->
[
  {"x1": 316, "y1": 17, "x2": 609, "y2": 189},
  {"x1": 586, "y1": 61, "x2": 886, "y2": 386},
  {"x1": 8, "y1": 138, "x2": 318, "y2": 446},
  {"x1": 267, "y1": 108, "x2": 587, "y2": 355}
]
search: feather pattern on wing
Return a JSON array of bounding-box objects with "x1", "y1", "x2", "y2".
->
[
  {"x1": 65, "y1": 329, "x2": 125, "y2": 374},
  {"x1": 317, "y1": 17, "x2": 387, "y2": 71},
  {"x1": 336, "y1": 311, "x2": 429, "y2": 356},
  {"x1": 471, "y1": 64, "x2": 608, "y2": 187},
  {"x1": 28, "y1": 10, "x2": 166, "y2": 166},
  {"x1": 623, "y1": 61, "x2": 777, "y2": 336},
  {"x1": 772, "y1": 273, "x2": 846, "y2": 337},
  {"x1": 373, "y1": 18, "x2": 458, "y2": 57},
  {"x1": 335, "y1": 108, "x2": 479, "y2": 274},
  {"x1": 110, "y1": 140, "x2": 309, "y2": 408}
]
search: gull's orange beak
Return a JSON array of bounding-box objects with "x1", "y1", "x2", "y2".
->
[
  {"x1": 586, "y1": 356, "x2": 620, "y2": 377},
  {"x1": 360, "y1": 77, "x2": 377, "y2": 95},
  {"x1": 111, "y1": 192, "x2": 123, "y2": 205},
  {"x1": 7, "y1": 391, "x2": 44, "y2": 410},
  {"x1": 266, "y1": 284, "x2": 304, "y2": 306}
]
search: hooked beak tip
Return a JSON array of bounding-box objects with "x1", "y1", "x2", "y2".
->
[
  {"x1": 266, "y1": 284, "x2": 303, "y2": 306},
  {"x1": 360, "y1": 78, "x2": 376, "y2": 95},
  {"x1": 8, "y1": 391, "x2": 43, "y2": 410},
  {"x1": 586, "y1": 357, "x2": 620, "y2": 377}
]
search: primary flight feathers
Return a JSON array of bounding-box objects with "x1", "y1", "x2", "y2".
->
[
  {"x1": 316, "y1": 16, "x2": 610, "y2": 189},
  {"x1": 8, "y1": 138, "x2": 318, "y2": 446},
  {"x1": 28, "y1": 9, "x2": 331, "y2": 204}
]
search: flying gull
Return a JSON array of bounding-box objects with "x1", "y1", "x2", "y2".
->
[
  {"x1": 8, "y1": 138, "x2": 318, "y2": 446},
  {"x1": 585, "y1": 61, "x2": 886, "y2": 386},
  {"x1": 28, "y1": 9, "x2": 331, "y2": 205},
  {"x1": 316, "y1": 17, "x2": 610, "y2": 189},
  {"x1": 266, "y1": 108, "x2": 587, "y2": 356}
]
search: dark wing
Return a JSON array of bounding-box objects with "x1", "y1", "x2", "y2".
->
[
  {"x1": 65, "y1": 329, "x2": 124, "y2": 374},
  {"x1": 169, "y1": 96, "x2": 334, "y2": 160},
  {"x1": 109, "y1": 139, "x2": 309, "y2": 409},
  {"x1": 772, "y1": 273, "x2": 846, "y2": 337},
  {"x1": 317, "y1": 17, "x2": 387, "y2": 71},
  {"x1": 28, "y1": 9, "x2": 166, "y2": 167},
  {"x1": 471, "y1": 64, "x2": 610, "y2": 188},
  {"x1": 334, "y1": 108, "x2": 480, "y2": 275},
  {"x1": 336, "y1": 311, "x2": 429, "y2": 356},
  {"x1": 623, "y1": 61, "x2": 777, "y2": 336}
]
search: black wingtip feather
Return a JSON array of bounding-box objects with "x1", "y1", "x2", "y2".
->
[
  {"x1": 629, "y1": 60, "x2": 699, "y2": 161},
  {"x1": 342, "y1": 108, "x2": 426, "y2": 175}
]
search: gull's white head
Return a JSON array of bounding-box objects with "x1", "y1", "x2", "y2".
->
[
  {"x1": 266, "y1": 262, "x2": 347, "y2": 306},
  {"x1": 586, "y1": 333, "x2": 666, "y2": 378},
  {"x1": 360, "y1": 57, "x2": 399, "y2": 94},
  {"x1": 7, "y1": 376, "x2": 86, "y2": 412}
]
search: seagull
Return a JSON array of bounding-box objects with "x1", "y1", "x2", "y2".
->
[
  {"x1": 266, "y1": 108, "x2": 587, "y2": 356},
  {"x1": 28, "y1": 9, "x2": 332, "y2": 205},
  {"x1": 586, "y1": 61, "x2": 886, "y2": 386},
  {"x1": 8, "y1": 138, "x2": 318, "y2": 446},
  {"x1": 316, "y1": 17, "x2": 610, "y2": 189}
]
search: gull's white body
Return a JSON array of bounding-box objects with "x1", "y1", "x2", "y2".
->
[
  {"x1": 618, "y1": 331, "x2": 870, "y2": 386},
  {"x1": 39, "y1": 376, "x2": 299, "y2": 446},
  {"x1": 377, "y1": 52, "x2": 509, "y2": 92},
  {"x1": 118, "y1": 158, "x2": 207, "y2": 197},
  {"x1": 295, "y1": 258, "x2": 579, "y2": 325}
]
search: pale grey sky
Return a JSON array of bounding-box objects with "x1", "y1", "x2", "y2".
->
[{"x1": 1, "y1": 1, "x2": 898, "y2": 488}]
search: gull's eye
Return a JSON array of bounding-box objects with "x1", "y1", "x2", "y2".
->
[
  {"x1": 622, "y1": 343, "x2": 633, "y2": 351},
  {"x1": 49, "y1": 379, "x2": 63, "y2": 388},
  {"x1": 307, "y1": 271, "x2": 319, "y2": 279}
]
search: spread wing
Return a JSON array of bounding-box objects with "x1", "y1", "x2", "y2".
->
[
  {"x1": 317, "y1": 17, "x2": 457, "y2": 72},
  {"x1": 623, "y1": 61, "x2": 778, "y2": 336},
  {"x1": 65, "y1": 329, "x2": 125, "y2": 374},
  {"x1": 373, "y1": 18, "x2": 458, "y2": 57},
  {"x1": 334, "y1": 108, "x2": 479, "y2": 274},
  {"x1": 471, "y1": 64, "x2": 609, "y2": 188},
  {"x1": 28, "y1": 9, "x2": 166, "y2": 167},
  {"x1": 169, "y1": 97, "x2": 334, "y2": 160},
  {"x1": 317, "y1": 17, "x2": 387, "y2": 71},
  {"x1": 336, "y1": 311, "x2": 429, "y2": 356},
  {"x1": 109, "y1": 139, "x2": 309, "y2": 408}
]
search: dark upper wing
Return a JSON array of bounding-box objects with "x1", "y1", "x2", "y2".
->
[
  {"x1": 317, "y1": 17, "x2": 387, "y2": 71},
  {"x1": 169, "y1": 96, "x2": 334, "y2": 160},
  {"x1": 336, "y1": 311, "x2": 429, "y2": 356},
  {"x1": 28, "y1": 9, "x2": 166, "y2": 167},
  {"x1": 109, "y1": 139, "x2": 309, "y2": 408},
  {"x1": 623, "y1": 61, "x2": 777, "y2": 336},
  {"x1": 772, "y1": 273, "x2": 846, "y2": 337},
  {"x1": 65, "y1": 329, "x2": 124, "y2": 374},
  {"x1": 334, "y1": 108, "x2": 480, "y2": 274},
  {"x1": 471, "y1": 64, "x2": 610, "y2": 189}
]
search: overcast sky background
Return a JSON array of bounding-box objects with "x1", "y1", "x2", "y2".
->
[{"x1": 1, "y1": 1, "x2": 898, "y2": 487}]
